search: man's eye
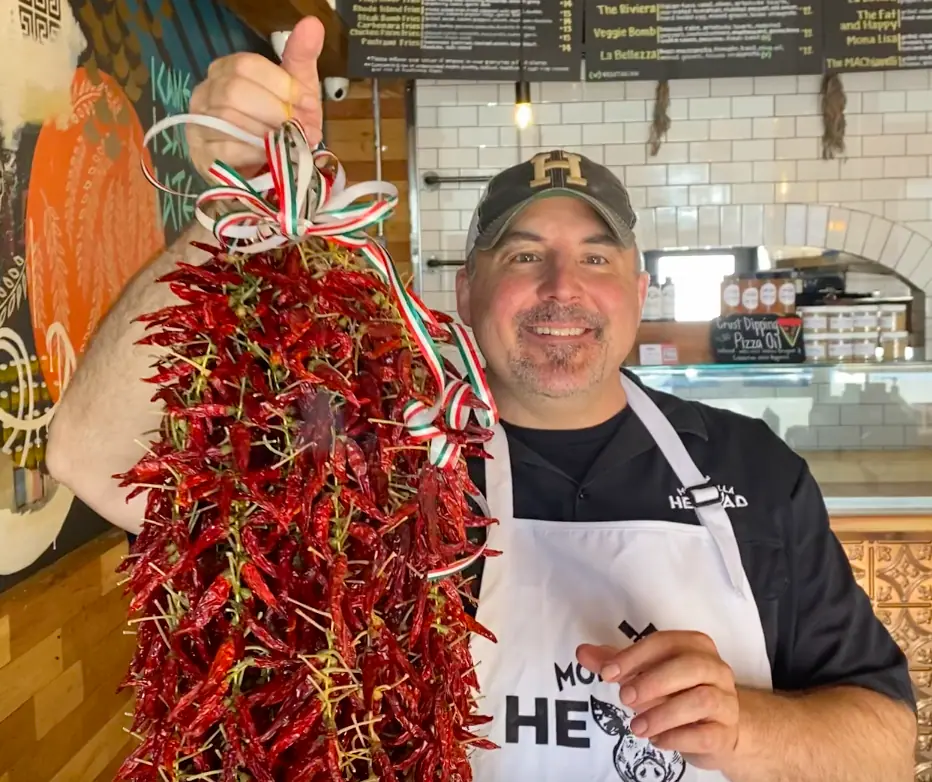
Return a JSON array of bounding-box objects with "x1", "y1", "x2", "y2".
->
[
  {"x1": 511, "y1": 253, "x2": 540, "y2": 264},
  {"x1": 585, "y1": 255, "x2": 608, "y2": 265}
]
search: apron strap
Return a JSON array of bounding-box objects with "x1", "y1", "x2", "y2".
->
[
  {"x1": 620, "y1": 374, "x2": 748, "y2": 597},
  {"x1": 483, "y1": 423, "x2": 514, "y2": 523}
]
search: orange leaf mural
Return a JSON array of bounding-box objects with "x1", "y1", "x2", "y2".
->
[{"x1": 25, "y1": 66, "x2": 164, "y2": 403}]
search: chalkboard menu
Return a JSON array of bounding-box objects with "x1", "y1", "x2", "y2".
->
[
  {"x1": 584, "y1": 0, "x2": 824, "y2": 81},
  {"x1": 824, "y1": 1, "x2": 932, "y2": 72},
  {"x1": 341, "y1": 0, "x2": 583, "y2": 80},
  {"x1": 710, "y1": 314, "x2": 805, "y2": 364}
]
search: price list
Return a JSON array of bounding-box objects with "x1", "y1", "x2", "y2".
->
[
  {"x1": 824, "y1": 1, "x2": 932, "y2": 72},
  {"x1": 584, "y1": 0, "x2": 823, "y2": 81},
  {"x1": 342, "y1": 0, "x2": 583, "y2": 80}
]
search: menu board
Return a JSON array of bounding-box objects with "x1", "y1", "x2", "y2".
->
[
  {"x1": 824, "y1": 1, "x2": 932, "y2": 72},
  {"x1": 341, "y1": 0, "x2": 583, "y2": 80},
  {"x1": 710, "y1": 314, "x2": 805, "y2": 364},
  {"x1": 584, "y1": 1, "x2": 824, "y2": 81}
]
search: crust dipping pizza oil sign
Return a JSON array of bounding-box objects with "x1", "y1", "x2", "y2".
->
[{"x1": 711, "y1": 313, "x2": 805, "y2": 363}]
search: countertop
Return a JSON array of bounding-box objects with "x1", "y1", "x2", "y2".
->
[{"x1": 801, "y1": 449, "x2": 932, "y2": 517}]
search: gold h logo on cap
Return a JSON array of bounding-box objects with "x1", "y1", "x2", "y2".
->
[{"x1": 529, "y1": 151, "x2": 587, "y2": 188}]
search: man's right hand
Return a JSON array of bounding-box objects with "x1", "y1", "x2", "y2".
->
[{"x1": 186, "y1": 15, "x2": 326, "y2": 180}]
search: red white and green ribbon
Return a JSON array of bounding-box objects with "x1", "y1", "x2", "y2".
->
[{"x1": 140, "y1": 114, "x2": 497, "y2": 477}]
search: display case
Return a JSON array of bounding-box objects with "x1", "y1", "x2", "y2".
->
[
  {"x1": 629, "y1": 359, "x2": 932, "y2": 516},
  {"x1": 631, "y1": 360, "x2": 932, "y2": 781}
]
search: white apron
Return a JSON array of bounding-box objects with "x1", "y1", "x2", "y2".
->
[{"x1": 470, "y1": 374, "x2": 772, "y2": 782}]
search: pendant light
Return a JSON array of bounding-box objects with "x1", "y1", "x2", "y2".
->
[
  {"x1": 514, "y1": 80, "x2": 533, "y2": 129},
  {"x1": 513, "y1": 1, "x2": 532, "y2": 129}
]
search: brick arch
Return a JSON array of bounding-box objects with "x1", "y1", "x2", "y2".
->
[{"x1": 633, "y1": 203, "x2": 932, "y2": 296}]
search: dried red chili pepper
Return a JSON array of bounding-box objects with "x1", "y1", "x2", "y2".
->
[
  {"x1": 330, "y1": 553, "x2": 355, "y2": 667},
  {"x1": 310, "y1": 498, "x2": 333, "y2": 560},
  {"x1": 366, "y1": 337, "x2": 403, "y2": 360},
  {"x1": 242, "y1": 561, "x2": 282, "y2": 614},
  {"x1": 176, "y1": 572, "x2": 230, "y2": 634},
  {"x1": 373, "y1": 744, "x2": 398, "y2": 782},
  {"x1": 269, "y1": 697, "x2": 323, "y2": 760},
  {"x1": 285, "y1": 748, "x2": 326, "y2": 782},
  {"x1": 343, "y1": 486, "x2": 386, "y2": 522},
  {"x1": 237, "y1": 706, "x2": 275, "y2": 782},
  {"x1": 229, "y1": 421, "x2": 251, "y2": 472},
  {"x1": 331, "y1": 436, "x2": 348, "y2": 484},
  {"x1": 326, "y1": 729, "x2": 343, "y2": 782},
  {"x1": 242, "y1": 525, "x2": 277, "y2": 577},
  {"x1": 344, "y1": 437, "x2": 371, "y2": 496},
  {"x1": 410, "y1": 580, "x2": 429, "y2": 647},
  {"x1": 182, "y1": 686, "x2": 227, "y2": 741}
]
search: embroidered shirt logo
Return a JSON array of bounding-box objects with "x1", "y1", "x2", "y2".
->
[{"x1": 668, "y1": 482, "x2": 747, "y2": 511}]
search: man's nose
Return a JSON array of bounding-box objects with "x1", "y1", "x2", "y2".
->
[{"x1": 537, "y1": 257, "x2": 583, "y2": 302}]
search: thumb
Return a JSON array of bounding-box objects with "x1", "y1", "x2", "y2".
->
[{"x1": 281, "y1": 16, "x2": 325, "y2": 89}]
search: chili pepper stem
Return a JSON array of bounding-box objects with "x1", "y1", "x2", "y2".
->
[
  {"x1": 304, "y1": 542, "x2": 328, "y2": 561},
  {"x1": 284, "y1": 595, "x2": 332, "y2": 618},
  {"x1": 126, "y1": 614, "x2": 174, "y2": 626},
  {"x1": 337, "y1": 716, "x2": 380, "y2": 737},
  {"x1": 293, "y1": 606, "x2": 329, "y2": 635},
  {"x1": 269, "y1": 437, "x2": 314, "y2": 470},
  {"x1": 161, "y1": 348, "x2": 213, "y2": 376},
  {"x1": 367, "y1": 418, "x2": 406, "y2": 428}
]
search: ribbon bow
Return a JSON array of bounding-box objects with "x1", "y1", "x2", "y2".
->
[{"x1": 140, "y1": 114, "x2": 498, "y2": 471}]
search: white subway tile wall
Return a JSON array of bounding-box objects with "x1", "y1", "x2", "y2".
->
[{"x1": 413, "y1": 72, "x2": 932, "y2": 450}]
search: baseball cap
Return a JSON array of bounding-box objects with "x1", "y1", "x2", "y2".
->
[{"x1": 464, "y1": 149, "x2": 637, "y2": 259}]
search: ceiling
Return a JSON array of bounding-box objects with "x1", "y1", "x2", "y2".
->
[{"x1": 222, "y1": 0, "x2": 348, "y2": 78}]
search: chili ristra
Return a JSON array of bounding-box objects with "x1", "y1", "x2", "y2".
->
[{"x1": 114, "y1": 224, "x2": 499, "y2": 780}]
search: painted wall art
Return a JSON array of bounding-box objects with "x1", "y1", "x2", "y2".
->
[{"x1": 0, "y1": 0, "x2": 271, "y2": 590}]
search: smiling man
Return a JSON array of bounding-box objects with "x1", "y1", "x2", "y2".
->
[{"x1": 455, "y1": 149, "x2": 918, "y2": 782}]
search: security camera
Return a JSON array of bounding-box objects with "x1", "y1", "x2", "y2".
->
[
  {"x1": 270, "y1": 31, "x2": 290, "y2": 61},
  {"x1": 323, "y1": 77, "x2": 350, "y2": 102}
]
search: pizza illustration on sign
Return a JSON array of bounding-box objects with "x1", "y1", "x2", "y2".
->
[{"x1": 777, "y1": 315, "x2": 803, "y2": 348}]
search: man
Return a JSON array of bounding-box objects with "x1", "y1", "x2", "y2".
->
[{"x1": 47, "y1": 15, "x2": 917, "y2": 782}]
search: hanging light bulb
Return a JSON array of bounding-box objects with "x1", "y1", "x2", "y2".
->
[{"x1": 514, "y1": 81, "x2": 533, "y2": 129}]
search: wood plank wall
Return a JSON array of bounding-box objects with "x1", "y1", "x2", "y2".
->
[
  {"x1": 323, "y1": 78, "x2": 412, "y2": 280},
  {"x1": 0, "y1": 529, "x2": 133, "y2": 782}
]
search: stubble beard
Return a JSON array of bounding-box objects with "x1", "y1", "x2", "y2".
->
[{"x1": 508, "y1": 304, "x2": 609, "y2": 399}]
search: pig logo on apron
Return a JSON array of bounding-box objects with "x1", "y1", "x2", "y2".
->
[{"x1": 591, "y1": 696, "x2": 686, "y2": 782}]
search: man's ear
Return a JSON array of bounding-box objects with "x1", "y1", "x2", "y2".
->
[{"x1": 455, "y1": 267, "x2": 472, "y2": 327}]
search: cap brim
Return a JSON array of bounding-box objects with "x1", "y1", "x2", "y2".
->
[{"x1": 472, "y1": 189, "x2": 637, "y2": 253}]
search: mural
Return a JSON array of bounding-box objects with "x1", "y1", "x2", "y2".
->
[{"x1": 0, "y1": 0, "x2": 273, "y2": 589}]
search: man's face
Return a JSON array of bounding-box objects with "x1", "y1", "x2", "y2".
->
[{"x1": 456, "y1": 196, "x2": 648, "y2": 400}]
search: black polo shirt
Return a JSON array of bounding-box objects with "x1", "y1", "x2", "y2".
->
[{"x1": 464, "y1": 370, "x2": 915, "y2": 709}]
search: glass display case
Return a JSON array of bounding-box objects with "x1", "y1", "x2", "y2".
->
[{"x1": 629, "y1": 360, "x2": 932, "y2": 516}]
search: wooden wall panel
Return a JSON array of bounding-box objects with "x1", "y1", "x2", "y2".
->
[
  {"x1": 0, "y1": 530, "x2": 133, "y2": 782},
  {"x1": 324, "y1": 79, "x2": 412, "y2": 281}
]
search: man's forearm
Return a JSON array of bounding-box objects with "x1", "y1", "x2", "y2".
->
[
  {"x1": 722, "y1": 686, "x2": 916, "y2": 782},
  {"x1": 47, "y1": 221, "x2": 215, "y2": 532}
]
